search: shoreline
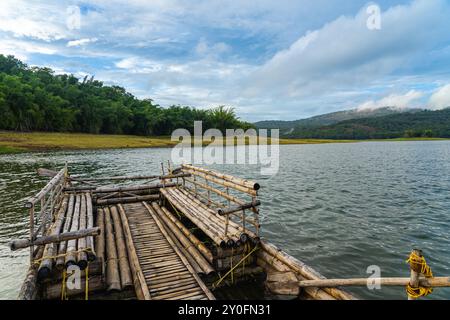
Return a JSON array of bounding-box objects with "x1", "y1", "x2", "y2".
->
[{"x1": 0, "y1": 131, "x2": 448, "y2": 154}]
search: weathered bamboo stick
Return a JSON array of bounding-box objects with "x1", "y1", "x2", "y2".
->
[
  {"x1": 85, "y1": 193, "x2": 96, "y2": 261},
  {"x1": 182, "y1": 167, "x2": 257, "y2": 196},
  {"x1": 168, "y1": 188, "x2": 238, "y2": 247},
  {"x1": 110, "y1": 206, "x2": 133, "y2": 289},
  {"x1": 10, "y1": 227, "x2": 100, "y2": 251},
  {"x1": 94, "y1": 183, "x2": 179, "y2": 194},
  {"x1": 95, "y1": 208, "x2": 105, "y2": 266},
  {"x1": 25, "y1": 168, "x2": 65, "y2": 207},
  {"x1": 183, "y1": 177, "x2": 246, "y2": 206},
  {"x1": 173, "y1": 188, "x2": 242, "y2": 238},
  {"x1": 217, "y1": 200, "x2": 261, "y2": 216},
  {"x1": 151, "y1": 202, "x2": 215, "y2": 275},
  {"x1": 159, "y1": 205, "x2": 213, "y2": 263},
  {"x1": 142, "y1": 202, "x2": 215, "y2": 300},
  {"x1": 160, "y1": 188, "x2": 227, "y2": 247},
  {"x1": 177, "y1": 188, "x2": 252, "y2": 243},
  {"x1": 298, "y1": 277, "x2": 450, "y2": 288},
  {"x1": 73, "y1": 173, "x2": 190, "y2": 182},
  {"x1": 37, "y1": 196, "x2": 69, "y2": 279},
  {"x1": 95, "y1": 194, "x2": 159, "y2": 205},
  {"x1": 104, "y1": 207, "x2": 121, "y2": 291},
  {"x1": 182, "y1": 164, "x2": 260, "y2": 191},
  {"x1": 77, "y1": 194, "x2": 88, "y2": 270},
  {"x1": 260, "y1": 240, "x2": 355, "y2": 300},
  {"x1": 64, "y1": 195, "x2": 81, "y2": 267},
  {"x1": 160, "y1": 221, "x2": 205, "y2": 275},
  {"x1": 117, "y1": 204, "x2": 151, "y2": 300},
  {"x1": 55, "y1": 194, "x2": 75, "y2": 270}
]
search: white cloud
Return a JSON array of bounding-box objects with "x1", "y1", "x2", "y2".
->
[
  {"x1": 67, "y1": 38, "x2": 98, "y2": 47},
  {"x1": 429, "y1": 84, "x2": 450, "y2": 110},
  {"x1": 195, "y1": 39, "x2": 231, "y2": 57},
  {"x1": 0, "y1": 1, "x2": 68, "y2": 41},
  {"x1": 244, "y1": 0, "x2": 450, "y2": 100},
  {"x1": 357, "y1": 90, "x2": 424, "y2": 110}
]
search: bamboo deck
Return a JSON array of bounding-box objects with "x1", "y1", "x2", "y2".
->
[
  {"x1": 124, "y1": 202, "x2": 213, "y2": 300},
  {"x1": 13, "y1": 164, "x2": 356, "y2": 301}
]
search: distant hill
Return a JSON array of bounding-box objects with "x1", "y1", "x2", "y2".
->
[
  {"x1": 255, "y1": 107, "x2": 420, "y2": 135},
  {"x1": 287, "y1": 108, "x2": 450, "y2": 139}
]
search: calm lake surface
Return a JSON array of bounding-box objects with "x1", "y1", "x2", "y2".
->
[{"x1": 1, "y1": 141, "x2": 449, "y2": 300}]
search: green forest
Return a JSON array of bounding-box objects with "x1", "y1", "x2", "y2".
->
[
  {"x1": 0, "y1": 55, "x2": 253, "y2": 136},
  {"x1": 288, "y1": 108, "x2": 450, "y2": 139}
]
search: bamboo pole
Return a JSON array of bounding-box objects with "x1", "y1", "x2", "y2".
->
[
  {"x1": 159, "y1": 205, "x2": 213, "y2": 263},
  {"x1": 160, "y1": 188, "x2": 227, "y2": 247},
  {"x1": 260, "y1": 240, "x2": 355, "y2": 300},
  {"x1": 72, "y1": 173, "x2": 190, "y2": 182},
  {"x1": 117, "y1": 204, "x2": 151, "y2": 300},
  {"x1": 408, "y1": 249, "x2": 421, "y2": 300},
  {"x1": 77, "y1": 194, "x2": 88, "y2": 270},
  {"x1": 159, "y1": 219, "x2": 205, "y2": 275},
  {"x1": 183, "y1": 177, "x2": 244, "y2": 204},
  {"x1": 151, "y1": 202, "x2": 215, "y2": 275},
  {"x1": 95, "y1": 194, "x2": 159, "y2": 205},
  {"x1": 177, "y1": 188, "x2": 252, "y2": 243},
  {"x1": 85, "y1": 193, "x2": 96, "y2": 261},
  {"x1": 10, "y1": 228, "x2": 100, "y2": 251},
  {"x1": 64, "y1": 195, "x2": 81, "y2": 267},
  {"x1": 182, "y1": 167, "x2": 257, "y2": 196},
  {"x1": 110, "y1": 206, "x2": 133, "y2": 289},
  {"x1": 93, "y1": 183, "x2": 179, "y2": 194},
  {"x1": 142, "y1": 202, "x2": 215, "y2": 300},
  {"x1": 182, "y1": 164, "x2": 260, "y2": 191},
  {"x1": 37, "y1": 195, "x2": 69, "y2": 279},
  {"x1": 168, "y1": 188, "x2": 239, "y2": 247},
  {"x1": 298, "y1": 277, "x2": 450, "y2": 288},
  {"x1": 104, "y1": 207, "x2": 121, "y2": 291},
  {"x1": 55, "y1": 194, "x2": 75, "y2": 270},
  {"x1": 95, "y1": 208, "x2": 105, "y2": 263},
  {"x1": 25, "y1": 168, "x2": 65, "y2": 207},
  {"x1": 218, "y1": 201, "x2": 261, "y2": 216}
]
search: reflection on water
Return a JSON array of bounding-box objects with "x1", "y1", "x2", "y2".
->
[{"x1": 1, "y1": 141, "x2": 449, "y2": 299}]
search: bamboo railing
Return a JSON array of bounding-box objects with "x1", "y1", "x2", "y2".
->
[
  {"x1": 24, "y1": 165, "x2": 67, "y2": 263},
  {"x1": 175, "y1": 164, "x2": 261, "y2": 242}
]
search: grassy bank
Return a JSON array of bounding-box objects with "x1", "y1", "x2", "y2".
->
[
  {"x1": 0, "y1": 131, "x2": 447, "y2": 154},
  {"x1": 0, "y1": 131, "x2": 356, "y2": 153}
]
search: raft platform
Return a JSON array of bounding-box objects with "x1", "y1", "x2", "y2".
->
[{"x1": 11, "y1": 164, "x2": 355, "y2": 300}]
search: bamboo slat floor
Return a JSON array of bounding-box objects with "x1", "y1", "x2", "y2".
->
[{"x1": 122, "y1": 202, "x2": 214, "y2": 300}]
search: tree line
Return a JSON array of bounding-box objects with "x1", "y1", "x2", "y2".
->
[
  {"x1": 0, "y1": 55, "x2": 253, "y2": 135},
  {"x1": 287, "y1": 108, "x2": 450, "y2": 139}
]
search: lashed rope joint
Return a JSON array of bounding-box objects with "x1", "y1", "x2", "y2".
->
[{"x1": 406, "y1": 250, "x2": 433, "y2": 299}]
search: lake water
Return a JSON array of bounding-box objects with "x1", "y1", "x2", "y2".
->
[{"x1": 1, "y1": 141, "x2": 449, "y2": 300}]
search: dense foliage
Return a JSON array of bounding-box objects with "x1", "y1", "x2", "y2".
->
[
  {"x1": 0, "y1": 55, "x2": 253, "y2": 135},
  {"x1": 288, "y1": 108, "x2": 450, "y2": 139}
]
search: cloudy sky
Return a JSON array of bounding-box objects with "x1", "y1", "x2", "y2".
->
[{"x1": 1, "y1": 0, "x2": 450, "y2": 121}]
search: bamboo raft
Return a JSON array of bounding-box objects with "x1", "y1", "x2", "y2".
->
[{"x1": 11, "y1": 164, "x2": 449, "y2": 300}]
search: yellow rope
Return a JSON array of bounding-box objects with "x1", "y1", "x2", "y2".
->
[
  {"x1": 85, "y1": 262, "x2": 89, "y2": 300},
  {"x1": 61, "y1": 269, "x2": 67, "y2": 300},
  {"x1": 32, "y1": 247, "x2": 93, "y2": 267},
  {"x1": 213, "y1": 245, "x2": 259, "y2": 289},
  {"x1": 406, "y1": 251, "x2": 433, "y2": 299}
]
